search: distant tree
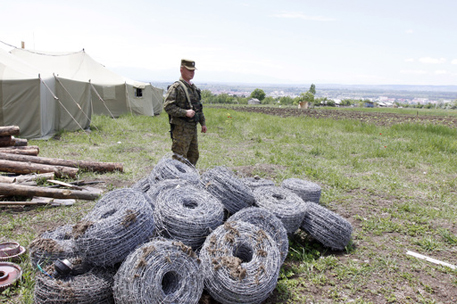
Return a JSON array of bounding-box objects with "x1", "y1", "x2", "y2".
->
[
  {"x1": 250, "y1": 88, "x2": 266, "y2": 101},
  {"x1": 279, "y1": 96, "x2": 294, "y2": 105},
  {"x1": 261, "y1": 96, "x2": 276, "y2": 105},
  {"x1": 315, "y1": 97, "x2": 332, "y2": 106},
  {"x1": 326, "y1": 99, "x2": 336, "y2": 107},
  {"x1": 309, "y1": 84, "x2": 316, "y2": 95},
  {"x1": 341, "y1": 99, "x2": 352, "y2": 106},
  {"x1": 300, "y1": 91, "x2": 315, "y2": 105},
  {"x1": 200, "y1": 89, "x2": 213, "y2": 103},
  {"x1": 237, "y1": 97, "x2": 249, "y2": 104},
  {"x1": 215, "y1": 93, "x2": 236, "y2": 104},
  {"x1": 450, "y1": 99, "x2": 457, "y2": 109}
]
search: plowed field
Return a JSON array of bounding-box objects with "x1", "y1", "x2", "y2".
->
[{"x1": 216, "y1": 106, "x2": 457, "y2": 128}]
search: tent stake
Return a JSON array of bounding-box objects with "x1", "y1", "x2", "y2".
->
[{"x1": 406, "y1": 250, "x2": 456, "y2": 270}]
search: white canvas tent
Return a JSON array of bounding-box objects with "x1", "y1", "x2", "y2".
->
[
  {"x1": 10, "y1": 48, "x2": 163, "y2": 118},
  {"x1": 0, "y1": 47, "x2": 163, "y2": 139}
]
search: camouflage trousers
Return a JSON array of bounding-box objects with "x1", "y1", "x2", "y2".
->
[{"x1": 170, "y1": 123, "x2": 199, "y2": 166}]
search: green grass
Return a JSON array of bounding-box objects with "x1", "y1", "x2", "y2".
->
[{"x1": 1, "y1": 107, "x2": 457, "y2": 303}]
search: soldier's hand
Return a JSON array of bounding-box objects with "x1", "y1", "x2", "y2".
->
[
  {"x1": 201, "y1": 125, "x2": 207, "y2": 133},
  {"x1": 185, "y1": 109, "x2": 195, "y2": 118}
]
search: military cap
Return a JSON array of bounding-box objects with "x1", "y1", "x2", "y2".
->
[{"x1": 181, "y1": 59, "x2": 197, "y2": 70}]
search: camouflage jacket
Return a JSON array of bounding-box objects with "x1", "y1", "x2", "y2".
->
[{"x1": 163, "y1": 78, "x2": 206, "y2": 126}]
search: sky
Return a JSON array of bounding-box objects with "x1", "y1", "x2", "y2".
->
[{"x1": 1, "y1": 0, "x2": 457, "y2": 86}]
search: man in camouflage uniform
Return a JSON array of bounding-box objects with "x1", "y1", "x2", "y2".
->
[{"x1": 163, "y1": 59, "x2": 207, "y2": 166}]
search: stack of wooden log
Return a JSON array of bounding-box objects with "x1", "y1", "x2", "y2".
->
[
  {"x1": 0, "y1": 125, "x2": 37, "y2": 155},
  {"x1": 0, "y1": 125, "x2": 123, "y2": 207}
]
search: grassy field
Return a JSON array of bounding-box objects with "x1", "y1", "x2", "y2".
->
[{"x1": 1, "y1": 106, "x2": 456, "y2": 303}]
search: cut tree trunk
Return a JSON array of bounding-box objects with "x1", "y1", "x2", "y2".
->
[
  {"x1": 0, "y1": 146, "x2": 39, "y2": 156},
  {"x1": 0, "y1": 159, "x2": 78, "y2": 178},
  {"x1": 0, "y1": 152, "x2": 123, "y2": 173},
  {"x1": 0, "y1": 200, "x2": 74, "y2": 206},
  {"x1": 0, "y1": 175, "x2": 14, "y2": 183},
  {"x1": 0, "y1": 136, "x2": 13, "y2": 147},
  {"x1": 0, "y1": 183, "x2": 100, "y2": 200},
  {"x1": 12, "y1": 137, "x2": 27, "y2": 146},
  {"x1": 0, "y1": 126, "x2": 20, "y2": 137},
  {"x1": 14, "y1": 172, "x2": 55, "y2": 183}
]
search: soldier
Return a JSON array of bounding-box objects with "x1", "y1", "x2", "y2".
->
[{"x1": 164, "y1": 59, "x2": 207, "y2": 166}]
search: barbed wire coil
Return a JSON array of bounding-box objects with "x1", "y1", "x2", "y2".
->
[
  {"x1": 253, "y1": 186, "x2": 307, "y2": 235},
  {"x1": 300, "y1": 202, "x2": 353, "y2": 251},
  {"x1": 201, "y1": 166, "x2": 255, "y2": 215},
  {"x1": 73, "y1": 188, "x2": 155, "y2": 267},
  {"x1": 154, "y1": 184, "x2": 225, "y2": 250},
  {"x1": 113, "y1": 238, "x2": 204, "y2": 304},
  {"x1": 199, "y1": 220, "x2": 281, "y2": 304}
]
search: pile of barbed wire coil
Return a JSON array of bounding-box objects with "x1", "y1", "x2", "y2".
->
[
  {"x1": 113, "y1": 238, "x2": 204, "y2": 304},
  {"x1": 30, "y1": 155, "x2": 353, "y2": 304}
]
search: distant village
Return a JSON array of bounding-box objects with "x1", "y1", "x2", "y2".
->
[
  {"x1": 200, "y1": 85, "x2": 457, "y2": 108},
  {"x1": 153, "y1": 82, "x2": 457, "y2": 108}
]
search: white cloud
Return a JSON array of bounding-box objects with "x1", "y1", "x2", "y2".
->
[
  {"x1": 435, "y1": 70, "x2": 448, "y2": 74},
  {"x1": 400, "y1": 70, "x2": 427, "y2": 75},
  {"x1": 452, "y1": 59, "x2": 457, "y2": 64},
  {"x1": 404, "y1": 58, "x2": 414, "y2": 62},
  {"x1": 273, "y1": 12, "x2": 335, "y2": 21},
  {"x1": 419, "y1": 57, "x2": 446, "y2": 64},
  {"x1": 405, "y1": 29, "x2": 414, "y2": 34}
]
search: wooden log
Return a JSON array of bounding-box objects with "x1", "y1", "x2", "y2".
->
[
  {"x1": 0, "y1": 183, "x2": 100, "y2": 200},
  {"x1": 0, "y1": 159, "x2": 78, "y2": 178},
  {"x1": 0, "y1": 198, "x2": 75, "y2": 206},
  {"x1": 0, "y1": 126, "x2": 20, "y2": 137},
  {"x1": 15, "y1": 172, "x2": 55, "y2": 183},
  {"x1": 0, "y1": 152, "x2": 123, "y2": 173},
  {"x1": 12, "y1": 137, "x2": 28, "y2": 146},
  {"x1": 0, "y1": 201, "x2": 46, "y2": 206},
  {"x1": 0, "y1": 136, "x2": 13, "y2": 147},
  {"x1": 0, "y1": 146, "x2": 39, "y2": 156},
  {"x1": 0, "y1": 175, "x2": 15, "y2": 183}
]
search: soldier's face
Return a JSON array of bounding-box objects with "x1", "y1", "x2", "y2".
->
[{"x1": 181, "y1": 67, "x2": 195, "y2": 82}]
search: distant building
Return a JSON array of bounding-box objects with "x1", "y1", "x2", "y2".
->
[
  {"x1": 248, "y1": 98, "x2": 260, "y2": 105},
  {"x1": 365, "y1": 101, "x2": 374, "y2": 108}
]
